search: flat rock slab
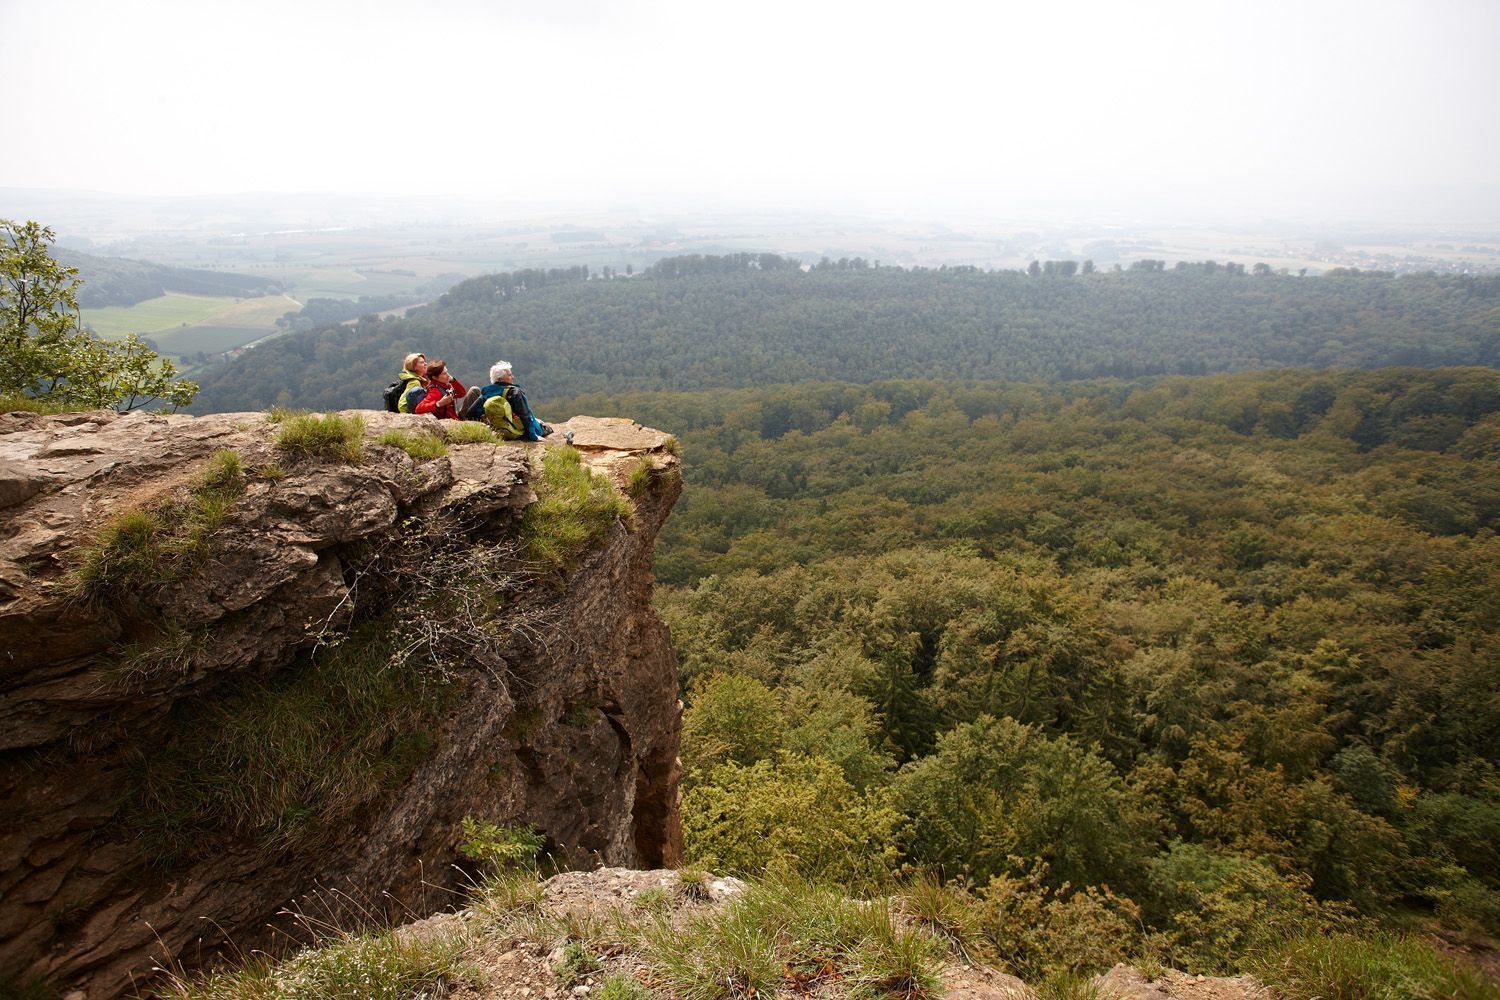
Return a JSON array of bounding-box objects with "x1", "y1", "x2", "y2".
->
[{"x1": 555, "y1": 417, "x2": 673, "y2": 454}]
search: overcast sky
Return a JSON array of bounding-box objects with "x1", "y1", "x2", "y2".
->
[{"x1": 2, "y1": 0, "x2": 1497, "y2": 225}]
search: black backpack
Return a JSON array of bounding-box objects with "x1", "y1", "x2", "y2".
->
[{"x1": 382, "y1": 376, "x2": 414, "y2": 412}]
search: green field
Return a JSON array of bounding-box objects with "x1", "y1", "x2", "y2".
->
[
  {"x1": 82, "y1": 293, "x2": 242, "y2": 338},
  {"x1": 82, "y1": 292, "x2": 300, "y2": 359}
]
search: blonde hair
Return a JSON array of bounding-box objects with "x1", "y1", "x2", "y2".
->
[{"x1": 402, "y1": 352, "x2": 425, "y2": 372}]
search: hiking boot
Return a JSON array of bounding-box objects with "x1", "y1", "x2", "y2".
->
[{"x1": 458, "y1": 385, "x2": 482, "y2": 418}]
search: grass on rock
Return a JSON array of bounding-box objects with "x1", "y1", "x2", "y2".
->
[
  {"x1": 518, "y1": 446, "x2": 633, "y2": 571},
  {"x1": 635, "y1": 874, "x2": 944, "y2": 1000},
  {"x1": 75, "y1": 449, "x2": 246, "y2": 599},
  {"x1": 626, "y1": 456, "x2": 654, "y2": 498},
  {"x1": 122, "y1": 619, "x2": 449, "y2": 865},
  {"x1": 1251, "y1": 931, "x2": 1495, "y2": 1000},
  {"x1": 160, "y1": 925, "x2": 470, "y2": 1000},
  {"x1": 273, "y1": 412, "x2": 364, "y2": 464},
  {"x1": 444, "y1": 421, "x2": 499, "y2": 444},
  {"x1": 264, "y1": 405, "x2": 306, "y2": 424},
  {"x1": 376, "y1": 428, "x2": 448, "y2": 462},
  {"x1": 0, "y1": 391, "x2": 72, "y2": 414}
]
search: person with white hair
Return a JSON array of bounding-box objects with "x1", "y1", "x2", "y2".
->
[{"x1": 464, "y1": 360, "x2": 559, "y2": 441}]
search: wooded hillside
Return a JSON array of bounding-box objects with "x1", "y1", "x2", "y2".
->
[
  {"x1": 188, "y1": 259, "x2": 1500, "y2": 413},
  {"x1": 556, "y1": 367, "x2": 1500, "y2": 952}
]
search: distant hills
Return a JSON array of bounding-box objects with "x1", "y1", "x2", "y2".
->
[
  {"x1": 57, "y1": 247, "x2": 282, "y2": 309},
  {"x1": 188, "y1": 254, "x2": 1500, "y2": 415}
]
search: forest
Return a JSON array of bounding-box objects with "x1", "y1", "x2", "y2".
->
[
  {"x1": 551, "y1": 366, "x2": 1500, "y2": 972},
  {"x1": 55, "y1": 248, "x2": 281, "y2": 308},
  {"x1": 188, "y1": 257, "x2": 1500, "y2": 414}
]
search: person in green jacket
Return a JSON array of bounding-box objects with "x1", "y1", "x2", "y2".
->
[{"x1": 396, "y1": 352, "x2": 428, "y2": 414}]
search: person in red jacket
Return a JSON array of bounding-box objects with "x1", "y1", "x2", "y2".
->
[{"x1": 413, "y1": 359, "x2": 479, "y2": 419}]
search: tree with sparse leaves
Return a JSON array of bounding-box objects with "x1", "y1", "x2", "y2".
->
[{"x1": 1, "y1": 219, "x2": 197, "y2": 411}]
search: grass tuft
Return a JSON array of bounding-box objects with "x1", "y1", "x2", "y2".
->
[
  {"x1": 0, "y1": 391, "x2": 72, "y2": 415},
  {"x1": 626, "y1": 456, "x2": 654, "y2": 498},
  {"x1": 159, "y1": 925, "x2": 468, "y2": 1000},
  {"x1": 104, "y1": 628, "x2": 208, "y2": 688},
  {"x1": 597, "y1": 974, "x2": 652, "y2": 1000},
  {"x1": 554, "y1": 940, "x2": 603, "y2": 987},
  {"x1": 75, "y1": 509, "x2": 169, "y2": 594},
  {"x1": 274, "y1": 412, "x2": 364, "y2": 464},
  {"x1": 472, "y1": 871, "x2": 546, "y2": 930},
  {"x1": 75, "y1": 449, "x2": 247, "y2": 600},
  {"x1": 1035, "y1": 973, "x2": 1103, "y2": 1000},
  {"x1": 1251, "y1": 931, "x2": 1495, "y2": 1000},
  {"x1": 634, "y1": 875, "x2": 943, "y2": 1000},
  {"x1": 444, "y1": 421, "x2": 499, "y2": 444},
  {"x1": 518, "y1": 447, "x2": 633, "y2": 571},
  {"x1": 254, "y1": 462, "x2": 286, "y2": 481},
  {"x1": 264, "y1": 405, "x2": 307, "y2": 424},
  {"x1": 376, "y1": 428, "x2": 448, "y2": 462},
  {"x1": 899, "y1": 875, "x2": 982, "y2": 956}
]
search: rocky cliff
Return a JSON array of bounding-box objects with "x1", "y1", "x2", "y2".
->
[{"x1": 0, "y1": 409, "x2": 683, "y2": 997}]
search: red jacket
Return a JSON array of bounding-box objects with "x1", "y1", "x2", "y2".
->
[{"x1": 415, "y1": 378, "x2": 466, "y2": 419}]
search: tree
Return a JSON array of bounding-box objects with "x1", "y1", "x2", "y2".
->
[
  {"x1": 895, "y1": 715, "x2": 1156, "y2": 889},
  {"x1": 1, "y1": 219, "x2": 197, "y2": 411}
]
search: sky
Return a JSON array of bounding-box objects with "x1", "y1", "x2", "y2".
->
[{"x1": 2, "y1": 0, "x2": 1498, "y2": 225}]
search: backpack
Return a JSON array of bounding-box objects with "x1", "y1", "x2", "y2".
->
[
  {"x1": 383, "y1": 374, "x2": 420, "y2": 412},
  {"x1": 382, "y1": 379, "x2": 405, "y2": 412},
  {"x1": 483, "y1": 392, "x2": 525, "y2": 439}
]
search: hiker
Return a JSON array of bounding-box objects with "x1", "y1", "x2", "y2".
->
[
  {"x1": 466, "y1": 361, "x2": 556, "y2": 441},
  {"x1": 384, "y1": 352, "x2": 428, "y2": 413},
  {"x1": 414, "y1": 358, "x2": 480, "y2": 420}
]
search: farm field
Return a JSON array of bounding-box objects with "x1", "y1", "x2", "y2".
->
[
  {"x1": 149, "y1": 294, "x2": 301, "y2": 357},
  {"x1": 83, "y1": 292, "x2": 300, "y2": 359},
  {"x1": 82, "y1": 293, "x2": 241, "y2": 339}
]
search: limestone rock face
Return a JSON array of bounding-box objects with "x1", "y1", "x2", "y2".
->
[{"x1": 0, "y1": 410, "x2": 683, "y2": 998}]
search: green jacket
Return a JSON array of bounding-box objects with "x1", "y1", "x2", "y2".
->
[{"x1": 395, "y1": 368, "x2": 424, "y2": 414}]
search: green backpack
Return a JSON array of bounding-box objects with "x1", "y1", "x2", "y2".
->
[{"x1": 483, "y1": 391, "x2": 525, "y2": 439}]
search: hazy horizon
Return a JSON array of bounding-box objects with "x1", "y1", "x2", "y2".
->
[{"x1": 4, "y1": 0, "x2": 1499, "y2": 229}]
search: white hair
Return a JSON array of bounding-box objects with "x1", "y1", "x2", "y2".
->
[{"x1": 490, "y1": 361, "x2": 512, "y2": 383}]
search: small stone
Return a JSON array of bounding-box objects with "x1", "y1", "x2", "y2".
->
[{"x1": 571, "y1": 987, "x2": 590, "y2": 996}]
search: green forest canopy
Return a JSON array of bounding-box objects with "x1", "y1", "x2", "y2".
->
[
  {"x1": 554, "y1": 366, "x2": 1500, "y2": 953},
  {"x1": 189, "y1": 256, "x2": 1500, "y2": 414}
]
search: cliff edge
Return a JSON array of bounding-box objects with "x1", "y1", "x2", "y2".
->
[{"x1": 0, "y1": 409, "x2": 683, "y2": 997}]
